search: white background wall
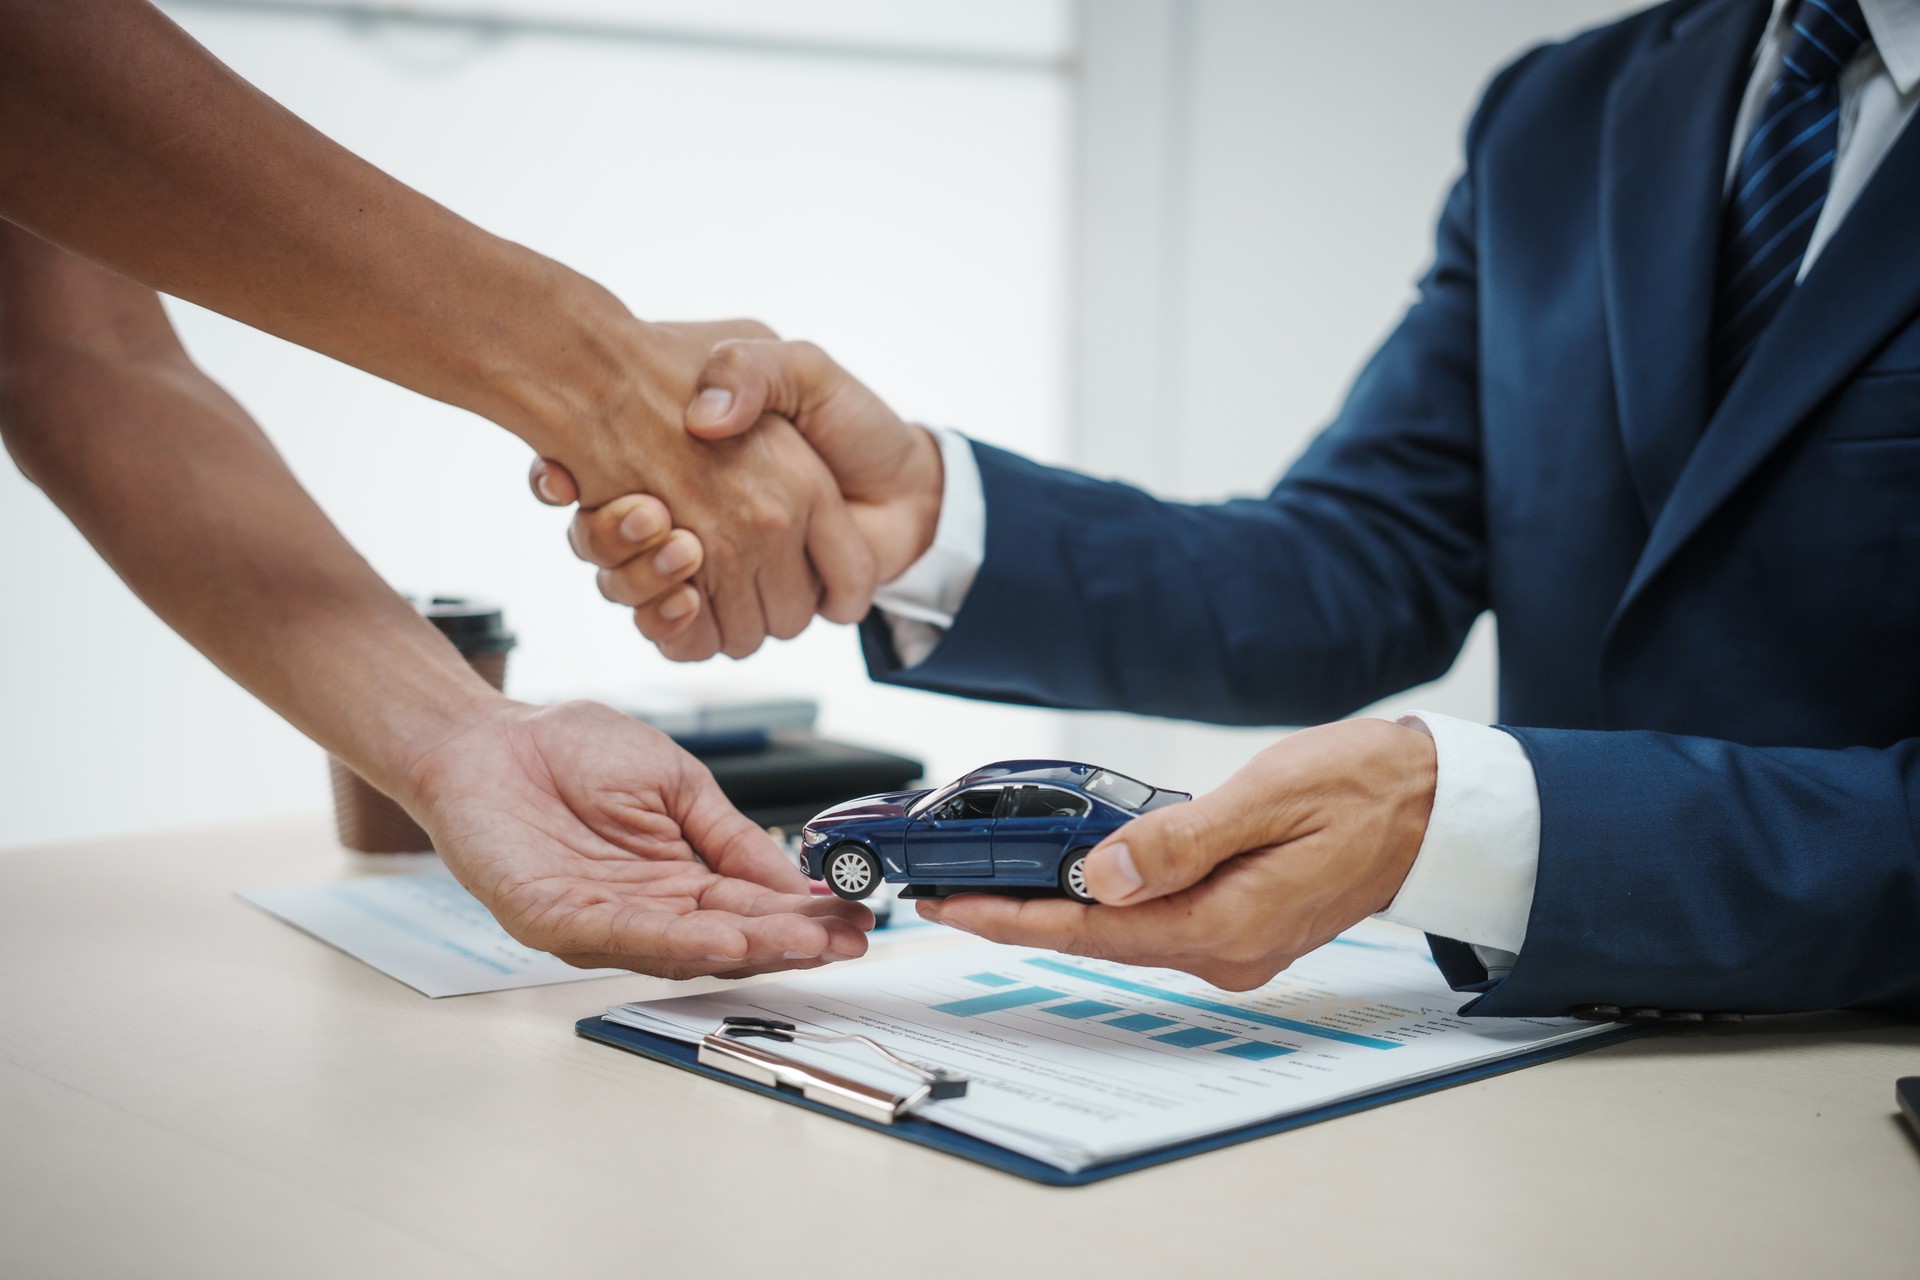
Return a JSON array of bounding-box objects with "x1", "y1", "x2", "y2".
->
[{"x1": 0, "y1": 0, "x2": 1639, "y2": 850}]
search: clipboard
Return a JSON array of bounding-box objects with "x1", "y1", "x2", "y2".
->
[{"x1": 576, "y1": 1013, "x2": 1649, "y2": 1187}]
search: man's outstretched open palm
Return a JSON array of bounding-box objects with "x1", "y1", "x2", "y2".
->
[{"x1": 412, "y1": 701, "x2": 873, "y2": 979}]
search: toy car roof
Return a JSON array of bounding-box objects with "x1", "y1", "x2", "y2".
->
[{"x1": 957, "y1": 760, "x2": 1140, "y2": 789}]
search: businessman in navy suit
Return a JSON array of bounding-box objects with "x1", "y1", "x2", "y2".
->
[{"x1": 558, "y1": 0, "x2": 1920, "y2": 1018}]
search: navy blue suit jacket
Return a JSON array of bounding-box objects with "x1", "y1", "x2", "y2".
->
[{"x1": 861, "y1": 0, "x2": 1920, "y2": 1018}]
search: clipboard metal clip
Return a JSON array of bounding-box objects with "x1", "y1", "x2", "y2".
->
[{"x1": 696, "y1": 1016, "x2": 969, "y2": 1126}]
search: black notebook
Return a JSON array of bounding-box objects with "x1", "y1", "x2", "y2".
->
[{"x1": 697, "y1": 732, "x2": 923, "y2": 829}]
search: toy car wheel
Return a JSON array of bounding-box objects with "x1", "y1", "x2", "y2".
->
[
  {"x1": 824, "y1": 844, "x2": 882, "y2": 901},
  {"x1": 1059, "y1": 847, "x2": 1096, "y2": 904}
]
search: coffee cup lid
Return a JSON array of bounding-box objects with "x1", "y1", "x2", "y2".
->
[{"x1": 413, "y1": 595, "x2": 517, "y2": 655}]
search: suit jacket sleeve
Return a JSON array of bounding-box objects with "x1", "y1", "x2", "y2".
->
[
  {"x1": 1435, "y1": 727, "x2": 1920, "y2": 1018},
  {"x1": 859, "y1": 53, "x2": 1552, "y2": 725}
]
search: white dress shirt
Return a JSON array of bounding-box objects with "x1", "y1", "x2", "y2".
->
[{"x1": 872, "y1": 0, "x2": 1920, "y2": 968}]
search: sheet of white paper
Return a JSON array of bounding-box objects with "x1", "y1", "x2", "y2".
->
[
  {"x1": 604, "y1": 918, "x2": 1621, "y2": 1173},
  {"x1": 239, "y1": 869, "x2": 626, "y2": 997},
  {"x1": 240, "y1": 868, "x2": 940, "y2": 997}
]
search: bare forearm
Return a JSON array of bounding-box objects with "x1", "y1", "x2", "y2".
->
[
  {"x1": 0, "y1": 0, "x2": 638, "y2": 458},
  {"x1": 0, "y1": 229, "x2": 498, "y2": 804},
  {"x1": 0, "y1": 0, "x2": 880, "y2": 657}
]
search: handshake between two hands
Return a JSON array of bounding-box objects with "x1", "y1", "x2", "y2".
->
[
  {"x1": 436, "y1": 322, "x2": 1437, "y2": 993},
  {"x1": 525, "y1": 329, "x2": 945, "y2": 664}
]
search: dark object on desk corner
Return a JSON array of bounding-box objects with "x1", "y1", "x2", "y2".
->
[
  {"x1": 329, "y1": 596, "x2": 515, "y2": 854},
  {"x1": 801, "y1": 759, "x2": 1188, "y2": 905},
  {"x1": 1899, "y1": 1078, "x2": 1920, "y2": 1141},
  {"x1": 693, "y1": 731, "x2": 924, "y2": 831}
]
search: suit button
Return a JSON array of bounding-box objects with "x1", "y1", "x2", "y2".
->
[{"x1": 1624, "y1": 1007, "x2": 1665, "y2": 1020}]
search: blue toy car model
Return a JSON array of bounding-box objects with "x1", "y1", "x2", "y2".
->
[{"x1": 801, "y1": 760, "x2": 1190, "y2": 903}]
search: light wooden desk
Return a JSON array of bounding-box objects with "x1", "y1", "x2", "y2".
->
[{"x1": 2, "y1": 818, "x2": 1916, "y2": 1279}]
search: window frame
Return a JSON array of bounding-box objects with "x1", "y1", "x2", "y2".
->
[
  {"x1": 923, "y1": 783, "x2": 1008, "y2": 824},
  {"x1": 1004, "y1": 784, "x2": 1090, "y2": 821}
]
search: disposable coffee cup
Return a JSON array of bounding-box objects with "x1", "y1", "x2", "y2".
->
[{"x1": 328, "y1": 596, "x2": 516, "y2": 854}]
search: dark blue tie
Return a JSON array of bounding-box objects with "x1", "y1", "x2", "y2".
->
[{"x1": 1710, "y1": 0, "x2": 1871, "y2": 400}]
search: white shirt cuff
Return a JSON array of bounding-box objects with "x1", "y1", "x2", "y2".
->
[
  {"x1": 1376, "y1": 710, "x2": 1541, "y2": 965},
  {"x1": 872, "y1": 428, "x2": 985, "y2": 667}
]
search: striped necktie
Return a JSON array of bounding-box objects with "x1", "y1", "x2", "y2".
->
[{"x1": 1709, "y1": 0, "x2": 1872, "y2": 400}]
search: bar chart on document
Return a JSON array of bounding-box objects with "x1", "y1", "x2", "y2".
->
[
  {"x1": 603, "y1": 919, "x2": 1616, "y2": 1173},
  {"x1": 927, "y1": 945, "x2": 1413, "y2": 1062}
]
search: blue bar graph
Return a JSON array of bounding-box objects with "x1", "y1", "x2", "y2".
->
[
  {"x1": 1153, "y1": 1027, "x2": 1233, "y2": 1048},
  {"x1": 1043, "y1": 1000, "x2": 1124, "y2": 1020},
  {"x1": 1105, "y1": 1013, "x2": 1178, "y2": 1033},
  {"x1": 931, "y1": 986, "x2": 1063, "y2": 1017},
  {"x1": 1217, "y1": 1041, "x2": 1293, "y2": 1062},
  {"x1": 1024, "y1": 957, "x2": 1402, "y2": 1051},
  {"x1": 965, "y1": 972, "x2": 1017, "y2": 988}
]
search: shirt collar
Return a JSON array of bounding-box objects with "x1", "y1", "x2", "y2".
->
[{"x1": 1861, "y1": 0, "x2": 1920, "y2": 93}]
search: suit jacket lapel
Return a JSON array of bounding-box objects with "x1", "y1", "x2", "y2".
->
[
  {"x1": 1615, "y1": 88, "x2": 1920, "y2": 619},
  {"x1": 1599, "y1": 0, "x2": 1772, "y2": 526}
]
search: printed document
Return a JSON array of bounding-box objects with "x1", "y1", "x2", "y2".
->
[
  {"x1": 604, "y1": 919, "x2": 1618, "y2": 1172},
  {"x1": 240, "y1": 868, "x2": 626, "y2": 997},
  {"x1": 240, "y1": 867, "x2": 941, "y2": 997}
]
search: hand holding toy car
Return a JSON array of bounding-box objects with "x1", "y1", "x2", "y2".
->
[{"x1": 916, "y1": 721, "x2": 1437, "y2": 992}]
